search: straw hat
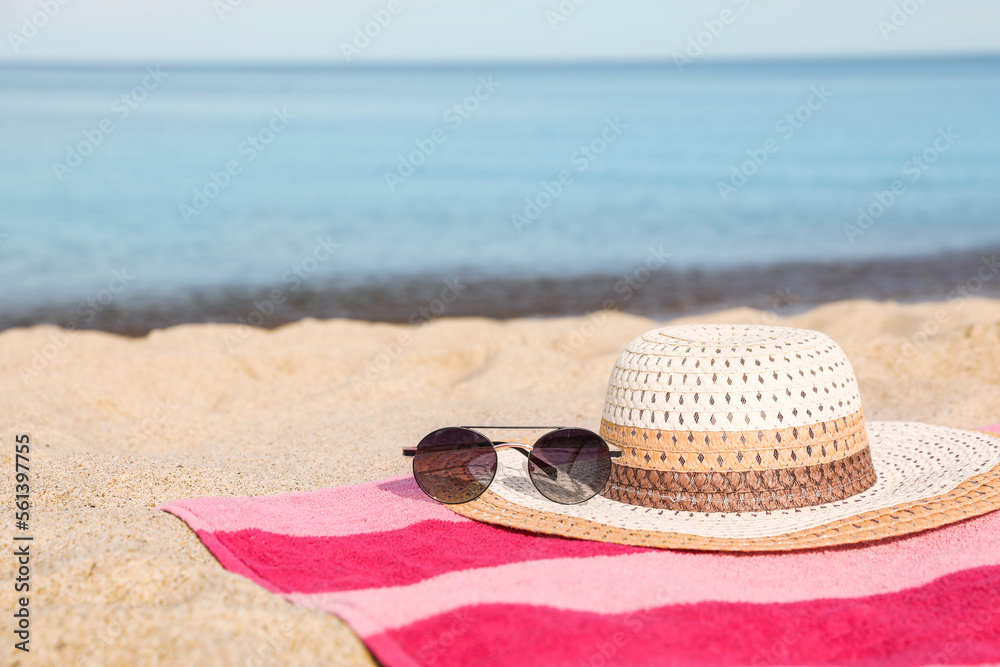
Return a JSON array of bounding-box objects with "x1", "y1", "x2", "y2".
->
[{"x1": 449, "y1": 324, "x2": 1000, "y2": 551}]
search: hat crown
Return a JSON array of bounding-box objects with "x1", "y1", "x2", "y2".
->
[{"x1": 600, "y1": 324, "x2": 877, "y2": 512}]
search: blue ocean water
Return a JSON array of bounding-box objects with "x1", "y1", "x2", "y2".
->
[{"x1": 1, "y1": 57, "x2": 999, "y2": 323}]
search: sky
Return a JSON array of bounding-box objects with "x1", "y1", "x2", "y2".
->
[{"x1": 1, "y1": 0, "x2": 999, "y2": 64}]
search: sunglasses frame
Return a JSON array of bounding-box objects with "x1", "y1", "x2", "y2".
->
[{"x1": 403, "y1": 426, "x2": 622, "y2": 504}]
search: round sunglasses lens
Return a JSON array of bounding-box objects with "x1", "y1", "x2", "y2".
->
[
  {"x1": 413, "y1": 428, "x2": 497, "y2": 504},
  {"x1": 528, "y1": 428, "x2": 612, "y2": 504}
]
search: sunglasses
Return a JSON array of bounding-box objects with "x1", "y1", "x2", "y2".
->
[{"x1": 403, "y1": 426, "x2": 621, "y2": 505}]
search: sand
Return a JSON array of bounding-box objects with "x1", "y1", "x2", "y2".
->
[{"x1": 2, "y1": 297, "x2": 1000, "y2": 666}]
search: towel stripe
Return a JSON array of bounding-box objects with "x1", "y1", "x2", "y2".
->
[
  {"x1": 197, "y1": 506, "x2": 1000, "y2": 600},
  {"x1": 158, "y1": 475, "x2": 463, "y2": 537},
  {"x1": 284, "y1": 511, "x2": 1000, "y2": 631},
  {"x1": 365, "y1": 564, "x2": 1000, "y2": 667},
  {"x1": 206, "y1": 520, "x2": 641, "y2": 592}
]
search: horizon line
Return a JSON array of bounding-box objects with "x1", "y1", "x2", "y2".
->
[{"x1": 1, "y1": 51, "x2": 999, "y2": 71}]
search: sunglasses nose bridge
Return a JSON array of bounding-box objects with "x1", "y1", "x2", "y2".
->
[{"x1": 493, "y1": 441, "x2": 533, "y2": 457}]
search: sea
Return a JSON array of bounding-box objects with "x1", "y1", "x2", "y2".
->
[{"x1": 1, "y1": 56, "x2": 999, "y2": 334}]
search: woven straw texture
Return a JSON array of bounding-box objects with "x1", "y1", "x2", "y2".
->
[
  {"x1": 448, "y1": 325, "x2": 1000, "y2": 550},
  {"x1": 604, "y1": 325, "x2": 880, "y2": 512}
]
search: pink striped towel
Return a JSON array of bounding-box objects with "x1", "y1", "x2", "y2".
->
[{"x1": 158, "y1": 425, "x2": 1000, "y2": 666}]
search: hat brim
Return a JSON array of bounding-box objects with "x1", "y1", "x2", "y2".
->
[{"x1": 447, "y1": 422, "x2": 1000, "y2": 551}]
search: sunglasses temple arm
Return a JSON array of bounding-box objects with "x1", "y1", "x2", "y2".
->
[
  {"x1": 404, "y1": 446, "x2": 620, "y2": 458},
  {"x1": 401, "y1": 445, "x2": 531, "y2": 458}
]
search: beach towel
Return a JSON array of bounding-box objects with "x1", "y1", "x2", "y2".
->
[{"x1": 158, "y1": 424, "x2": 1000, "y2": 666}]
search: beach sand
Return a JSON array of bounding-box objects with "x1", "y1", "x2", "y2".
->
[{"x1": 2, "y1": 297, "x2": 1000, "y2": 666}]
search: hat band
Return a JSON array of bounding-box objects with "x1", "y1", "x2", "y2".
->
[
  {"x1": 600, "y1": 411, "x2": 868, "y2": 472},
  {"x1": 601, "y1": 447, "x2": 877, "y2": 512}
]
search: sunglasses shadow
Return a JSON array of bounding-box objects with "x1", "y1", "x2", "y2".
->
[
  {"x1": 493, "y1": 451, "x2": 547, "y2": 498},
  {"x1": 375, "y1": 475, "x2": 430, "y2": 501}
]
